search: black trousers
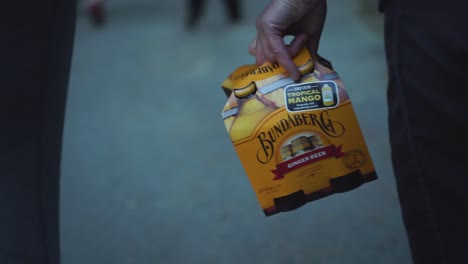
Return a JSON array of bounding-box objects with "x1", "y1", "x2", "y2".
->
[
  {"x1": 383, "y1": 0, "x2": 468, "y2": 263},
  {"x1": 0, "y1": 1, "x2": 76, "y2": 264}
]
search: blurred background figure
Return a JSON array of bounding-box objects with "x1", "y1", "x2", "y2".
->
[
  {"x1": 83, "y1": 0, "x2": 242, "y2": 29},
  {"x1": 186, "y1": 0, "x2": 241, "y2": 29},
  {"x1": 85, "y1": 0, "x2": 106, "y2": 26}
]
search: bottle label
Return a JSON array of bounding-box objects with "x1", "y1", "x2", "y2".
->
[{"x1": 284, "y1": 81, "x2": 339, "y2": 112}]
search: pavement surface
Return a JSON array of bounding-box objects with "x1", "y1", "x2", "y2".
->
[{"x1": 61, "y1": 0, "x2": 412, "y2": 263}]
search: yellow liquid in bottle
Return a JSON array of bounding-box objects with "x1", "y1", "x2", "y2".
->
[{"x1": 321, "y1": 84, "x2": 334, "y2": 106}]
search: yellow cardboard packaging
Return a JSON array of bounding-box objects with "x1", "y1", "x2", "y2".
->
[{"x1": 221, "y1": 48, "x2": 377, "y2": 216}]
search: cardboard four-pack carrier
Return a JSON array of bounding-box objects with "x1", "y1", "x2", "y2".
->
[{"x1": 221, "y1": 48, "x2": 377, "y2": 216}]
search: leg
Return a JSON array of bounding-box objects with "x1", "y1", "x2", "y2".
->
[
  {"x1": 0, "y1": 1, "x2": 76, "y2": 263},
  {"x1": 186, "y1": 0, "x2": 205, "y2": 29},
  {"x1": 384, "y1": 1, "x2": 468, "y2": 263},
  {"x1": 86, "y1": 0, "x2": 106, "y2": 27},
  {"x1": 223, "y1": 0, "x2": 241, "y2": 23}
]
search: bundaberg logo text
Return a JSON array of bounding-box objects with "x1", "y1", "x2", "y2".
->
[
  {"x1": 256, "y1": 110, "x2": 345, "y2": 164},
  {"x1": 236, "y1": 62, "x2": 281, "y2": 80}
]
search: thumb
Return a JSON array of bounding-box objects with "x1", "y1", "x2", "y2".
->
[{"x1": 248, "y1": 39, "x2": 257, "y2": 56}]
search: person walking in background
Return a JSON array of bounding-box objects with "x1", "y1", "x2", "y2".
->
[
  {"x1": 251, "y1": 0, "x2": 468, "y2": 263},
  {"x1": 186, "y1": 0, "x2": 242, "y2": 29},
  {"x1": 83, "y1": 0, "x2": 241, "y2": 29},
  {"x1": 85, "y1": 0, "x2": 105, "y2": 26}
]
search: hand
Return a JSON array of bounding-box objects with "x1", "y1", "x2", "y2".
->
[{"x1": 250, "y1": 0, "x2": 327, "y2": 81}]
